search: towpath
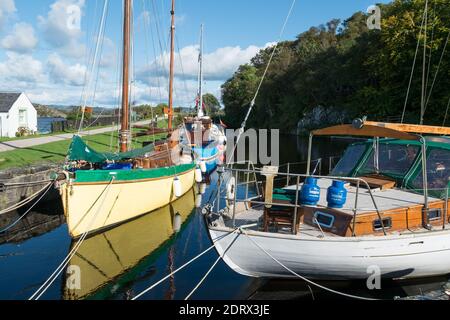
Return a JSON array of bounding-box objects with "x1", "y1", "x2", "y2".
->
[{"x1": 0, "y1": 120, "x2": 153, "y2": 152}]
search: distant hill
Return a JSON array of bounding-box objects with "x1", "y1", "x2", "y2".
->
[{"x1": 34, "y1": 104, "x2": 68, "y2": 118}]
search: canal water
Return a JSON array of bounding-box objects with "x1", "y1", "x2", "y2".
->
[{"x1": 0, "y1": 135, "x2": 448, "y2": 300}]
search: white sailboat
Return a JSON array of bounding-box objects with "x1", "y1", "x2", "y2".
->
[
  {"x1": 180, "y1": 25, "x2": 227, "y2": 175},
  {"x1": 205, "y1": 122, "x2": 450, "y2": 281}
]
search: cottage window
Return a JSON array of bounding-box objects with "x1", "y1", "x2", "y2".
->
[{"x1": 19, "y1": 109, "x2": 27, "y2": 126}]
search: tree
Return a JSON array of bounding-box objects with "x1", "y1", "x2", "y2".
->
[
  {"x1": 202, "y1": 93, "x2": 221, "y2": 115},
  {"x1": 221, "y1": 64, "x2": 260, "y2": 127},
  {"x1": 221, "y1": 0, "x2": 450, "y2": 131}
]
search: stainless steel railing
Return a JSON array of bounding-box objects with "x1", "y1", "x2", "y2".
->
[{"x1": 217, "y1": 166, "x2": 389, "y2": 236}]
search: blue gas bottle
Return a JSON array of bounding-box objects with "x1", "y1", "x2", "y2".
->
[
  {"x1": 300, "y1": 177, "x2": 321, "y2": 205},
  {"x1": 327, "y1": 180, "x2": 347, "y2": 208}
]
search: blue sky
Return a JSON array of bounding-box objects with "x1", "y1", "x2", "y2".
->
[{"x1": 0, "y1": 0, "x2": 390, "y2": 107}]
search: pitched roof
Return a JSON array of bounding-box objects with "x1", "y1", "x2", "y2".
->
[{"x1": 0, "y1": 92, "x2": 22, "y2": 113}]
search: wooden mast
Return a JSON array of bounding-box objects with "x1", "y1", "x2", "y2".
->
[
  {"x1": 120, "y1": 0, "x2": 131, "y2": 152},
  {"x1": 168, "y1": 0, "x2": 175, "y2": 131}
]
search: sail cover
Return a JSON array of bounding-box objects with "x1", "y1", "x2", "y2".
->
[{"x1": 67, "y1": 135, "x2": 155, "y2": 163}]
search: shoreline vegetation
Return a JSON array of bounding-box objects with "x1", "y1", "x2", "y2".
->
[
  {"x1": 0, "y1": 120, "x2": 169, "y2": 171},
  {"x1": 221, "y1": 0, "x2": 449, "y2": 133}
]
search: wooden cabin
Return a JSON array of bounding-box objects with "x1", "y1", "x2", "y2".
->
[{"x1": 263, "y1": 121, "x2": 450, "y2": 237}]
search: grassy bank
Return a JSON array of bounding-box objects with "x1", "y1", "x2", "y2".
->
[{"x1": 0, "y1": 121, "x2": 169, "y2": 170}]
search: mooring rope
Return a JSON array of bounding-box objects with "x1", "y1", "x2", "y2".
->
[
  {"x1": 132, "y1": 227, "x2": 239, "y2": 300},
  {"x1": 184, "y1": 230, "x2": 241, "y2": 300},
  {"x1": 239, "y1": 227, "x2": 378, "y2": 301},
  {"x1": 29, "y1": 178, "x2": 115, "y2": 300},
  {"x1": 0, "y1": 182, "x2": 54, "y2": 233},
  {"x1": 0, "y1": 181, "x2": 54, "y2": 216}
]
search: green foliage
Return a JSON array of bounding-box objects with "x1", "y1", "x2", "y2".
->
[
  {"x1": 221, "y1": 0, "x2": 450, "y2": 131},
  {"x1": 202, "y1": 93, "x2": 221, "y2": 115}
]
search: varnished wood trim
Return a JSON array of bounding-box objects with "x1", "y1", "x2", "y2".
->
[{"x1": 313, "y1": 124, "x2": 420, "y2": 140}]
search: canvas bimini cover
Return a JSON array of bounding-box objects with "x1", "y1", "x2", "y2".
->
[{"x1": 67, "y1": 135, "x2": 155, "y2": 163}]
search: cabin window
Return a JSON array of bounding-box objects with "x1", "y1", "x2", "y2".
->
[
  {"x1": 427, "y1": 208, "x2": 442, "y2": 221},
  {"x1": 313, "y1": 211, "x2": 335, "y2": 229},
  {"x1": 360, "y1": 144, "x2": 419, "y2": 177},
  {"x1": 412, "y1": 149, "x2": 450, "y2": 194},
  {"x1": 332, "y1": 144, "x2": 366, "y2": 176},
  {"x1": 373, "y1": 217, "x2": 392, "y2": 231}
]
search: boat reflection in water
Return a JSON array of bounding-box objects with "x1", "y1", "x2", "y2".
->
[{"x1": 62, "y1": 187, "x2": 197, "y2": 300}]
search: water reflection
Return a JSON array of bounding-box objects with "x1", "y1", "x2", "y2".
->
[
  {"x1": 62, "y1": 187, "x2": 197, "y2": 300},
  {"x1": 0, "y1": 210, "x2": 65, "y2": 245}
]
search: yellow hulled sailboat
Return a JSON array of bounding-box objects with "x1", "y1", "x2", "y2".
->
[
  {"x1": 63, "y1": 188, "x2": 196, "y2": 300},
  {"x1": 58, "y1": 0, "x2": 196, "y2": 238}
]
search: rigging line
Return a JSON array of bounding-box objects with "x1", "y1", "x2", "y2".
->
[
  {"x1": 443, "y1": 96, "x2": 450, "y2": 127},
  {"x1": 401, "y1": 8, "x2": 427, "y2": 124},
  {"x1": 147, "y1": 1, "x2": 163, "y2": 106},
  {"x1": 152, "y1": 0, "x2": 169, "y2": 85},
  {"x1": 420, "y1": 0, "x2": 429, "y2": 125},
  {"x1": 175, "y1": 33, "x2": 190, "y2": 104},
  {"x1": 142, "y1": 0, "x2": 157, "y2": 130},
  {"x1": 86, "y1": 3, "x2": 110, "y2": 132},
  {"x1": 132, "y1": 228, "x2": 240, "y2": 300},
  {"x1": 78, "y1": 0, "x2": 109, "y2": 134},
  {"x1": 83, "y1": 4, "x2": 112, "y2": 134},
  {"x1": 425, "y1": 0, "x2": 436, "y2": 94},
  {"x1": 75, "y1": 0, "x2": 100, "y2": 131},
  {"x1": 29, "y1": 178, "x2": 115, "y2": 300},
  {"x1": 226, "y1": 0, "x2": 297, "y2": 167},
  {"x1": 424, "y1": 29, "x2": 450, "y2": 113}
]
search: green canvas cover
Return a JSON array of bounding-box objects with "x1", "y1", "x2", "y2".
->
[{"x1": 67, "y1": 135, "x2": 155, "y2": 163}]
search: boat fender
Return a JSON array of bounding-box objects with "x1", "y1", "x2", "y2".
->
[
  {"x1": 199, "y1": 183, "x2": 207, "y2": 195},
  {"x1": 195, "y1": 194, "x2": 202, "y2": 208},
  {"x1": 173, "y1": 177, "x2": 182, "y2": 197},
  {"x1": 173, "y1": 213, "x2": 182, "y2": 233},
  {"x1": 226, "y1": 177, "x2": 236, "y2": 210},
  {"x1": 195, "y1": 167, "x2": 203, "y2": 183},
  {"x1": 199, "y1": 161, "x2": 207, "y2": 173}
]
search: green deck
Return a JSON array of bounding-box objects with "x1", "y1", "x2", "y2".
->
[{"x1": 74, "y1": 163, "x2": 196, "y2": 183}]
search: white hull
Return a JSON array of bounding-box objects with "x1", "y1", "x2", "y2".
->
[{"x1": 208, "y1": 225, "x2": 450, "y2": 280}]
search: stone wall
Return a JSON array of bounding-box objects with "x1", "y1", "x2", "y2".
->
[
  {"x1": 0, "y1": 164, "x2": 61, "y2": 211},
  {"x1": 294, "y1": 105, "x2": 349, "y2": 136}
]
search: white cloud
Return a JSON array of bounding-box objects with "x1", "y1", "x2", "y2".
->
[
  {"x1": 1, "y1": 22, "x2": 38, "y2": 53},
  {"x1": 38, "y1": 0, "x2": 86, "y2": 58},
  {"x1": 0, "y1": 0, "x2": 16, "y2": 28},
  {"x1": 0, "y1": 52, "x2": 45, "y2": 83},
  {"x1": 47, "y1": 53, "x2": 87, "y2": 86},
  {"x1": 138, "y1": 43, "x2": 268, "y2": 83}
]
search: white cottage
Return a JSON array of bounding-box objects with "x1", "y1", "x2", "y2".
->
[{"x1": 0, "y1": 92, "x2": 37, "y2": 138}]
